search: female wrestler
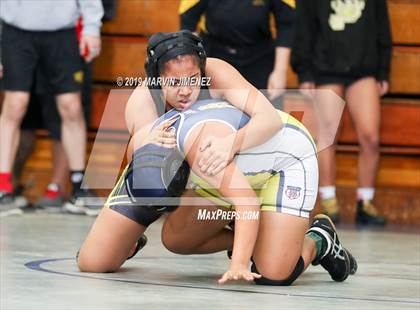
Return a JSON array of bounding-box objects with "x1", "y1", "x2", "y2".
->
[
  {"x1": 77, "y1": 31, "x2": 357, "y2": 285},
  {"x1": 77, "y1": 30, "x2": 283, "y2": 272},
  {"x1": 150, "y1": 98, "x2": 357, "y2": 285},
  {"x1": 78, "y1": 97, "x2": 357, "y2": 285}
]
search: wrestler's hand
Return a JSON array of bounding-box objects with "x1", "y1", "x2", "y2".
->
[
  {"x1": 144, "y1": 117, "x2": 178, "y2": 148},
  {"x1": 199, "y1": 134, "x2": 236, "y2": 176},
  {"x1": 267, "y1": 70, "x2": 286, "y2": 100},
  {"x1": 218, "y1": 263, "x2": 261, "y2": 284}
]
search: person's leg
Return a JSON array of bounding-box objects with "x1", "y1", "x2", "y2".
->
[
  {"x1": 345, "y1": 77, "x2": 380, "y2": 188},
  {"x1": 314, "y1": 84, "x2": 345, "y2": 223},
  {"x1": 252, "y1": 210, "x2": 356, "y2": 284},
  {"x1": 0, "y1": 91, "x2": 30, "y2": 189},
  {"x1": 252, "y1": 212, "x2": 312, "y2": 281},
  {"x1": 12, "y1": 130, "x2": 36, "y2": 188},
  {"x1": 0, "y1": 24, "x2": 38, "y2": 194},
  {"x1": 249, "y1": 131, "x2": 356, "y2": 286},
  {"x1": 38, "y1": 74, "x2": 69, "y2": 192},
  {"x1": 50, "y1": 141, "x2": 69, "y2": 190},
  {"x1": 78, "y1": 166, "x2": 151, "y2": 272},
  {"x1": 345, "y1": 77, "x2": 386, "y2": 225},
  {"x1": 161, "y1": 190, "x2": 233, "y2": 254},
  {"x1": 13, "y1": 87, "x2": 45, "y2": 192},
  {"x1": 55, "y1": 92, "x2": 86, "y2": 172},
  {"x1": 34, "y1": 84, "x2": 68, "y2": 207},
  {"x1": 249, "y1": 151, "x2": 319, "y2": 285},
  {"x1": 77, "y1": 207, "x2": 146, "y2": 272},
  {"x1": 0, "y1": 25, "x2": 39, "y2": 214},
  {"x1": 35, "y1": 140, "x2": 68, "y2": 209},
  {"x1": 39, "y1": 27, "x2": 88, "y2": 201}
]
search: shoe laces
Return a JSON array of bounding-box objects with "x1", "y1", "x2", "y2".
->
[
  {"x1": 321, "y1": 198, "x2": 340, "y2": 215},
  {"x1": 362, "y1": 200, "x2": 379, "y2": 216},
  {"x1": 330, "y1": 232, "x2": 345, "y2": 260},
  {"x1": 309, "y1": 220, "x2": 344, "y2": 261}
]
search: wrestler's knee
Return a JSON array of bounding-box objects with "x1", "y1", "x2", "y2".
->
[
  {"x1": 251, "y1": 257, "x2": 305, "y2": 286},
  {"x1": 76, "y1": 248, "x2": 122, "y2": 273}
]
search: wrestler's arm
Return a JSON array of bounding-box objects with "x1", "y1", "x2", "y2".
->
[
  {"x1": 125, "y1": 84, "x2": 156, "y2": 156},
  {"x1": 206, "y1": 58, "x2": 283, "y2": 153},
  {"x1": 125, "y1": 84, "x2": 176, "y2": 158},
  {"x1": 184, "y1": 123, "x2": 261, "y2": 282}
]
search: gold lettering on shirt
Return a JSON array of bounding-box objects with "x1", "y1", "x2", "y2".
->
[
  {"x1": 329, "y1": 0, "x2": 365, "y2": 31},
  {"x1": 253, "y1": 0, "x2": 265, "y2": 6}
]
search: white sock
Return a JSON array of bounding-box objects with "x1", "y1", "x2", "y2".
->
[
  {"x1": 319, "y1": 186, "x2": 336, "y2": 200},
  {"x1": 357, "y1": 187, "x2": 375, "y2": 201}
]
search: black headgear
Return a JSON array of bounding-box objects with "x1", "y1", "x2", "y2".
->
[{"x1": 145, "y1": 30, "x2": 206, "y2": 80}]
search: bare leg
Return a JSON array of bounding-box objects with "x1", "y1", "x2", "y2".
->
[
  {"x1": 161, "y1": 190, "x2": 233, "y2": 254},
  {"x1": 77, "y1": 207, "x2": 146, "y2": 273},
  {"x1": 55, "y1": 92, "x2": 86, "y2": 171},
  {"x1": 314, "y1": 85, "x2": 345, "y2": 187},
  {"x1": 252, "y1": 212, "x2": 314, "y2": 279},
  {"x1": 0, "y1": 91, "x2": 30, "y2": 173},
  {"x1": 50, "y1": 141, "x2": 69, "y2": 191},
  {"x1": 12, "y1": 130, "x2": 36, "y2": 187},
  {"x1": 345, "y1": 77, "x2": 380, "y2": 187}
]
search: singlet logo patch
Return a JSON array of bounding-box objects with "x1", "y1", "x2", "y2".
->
[{"x1": 285, "y1": 186, "x2": 301, "y2": 200}]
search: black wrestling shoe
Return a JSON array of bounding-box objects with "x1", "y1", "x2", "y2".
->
[
  {"x1": 127, "y1": 234, "x2": 148, "y2": 260},
  {"x1": 307, "y1": 214, "x2": 355, "y2": 282},
  {"x1": 226, "y1": 221, "x2": 235, "y2": 259},
  {"x1": 355, "y1": 200, "x2": 386, "y2": 226},
  {"x1": 346, "y1": 248, "x2": 358, "y2": 275}
]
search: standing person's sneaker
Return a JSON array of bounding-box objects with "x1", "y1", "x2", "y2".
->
[
  {"x1": 356, "y1": 200, "x2": 386, "y2": 226},
  {"x1": 63, "y1": 189, "x2": 104, "y2": 216},
  {"x1": 320, "y1": 198, "x2": 340, "y2": 224},
  {"x1": 307, "y1": 214, "x2": 356, "y2": 282},
  {"x1": 0, "y1": 191, "x2": 26, "y2": 217},
  {"x1": 35, "y1": 183, "x2": 65, "y2": 212},
  {"x1": 13, "y1": 184, "x2": 30, "y2": 208}
]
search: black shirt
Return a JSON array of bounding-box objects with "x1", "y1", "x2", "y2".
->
[
  {"x1": 291, "y1": 0, "x2": 392, "y2": 83},
  {"x1": 180, "y1": 0, "x2": 295, "y2": 65}
]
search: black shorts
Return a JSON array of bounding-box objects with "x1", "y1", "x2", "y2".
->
[
  {"x1": 1, "y1": 23, "x2": 83, "y2": 94},
  {"x1": 20, "y1": 92, "x2": 62, "y2": 140},
  {"x1": 104, "y1": 166, "x2": 175, "y2": 227},
  {"x1": 20, "y1": 64, "x2": 93, "y2": 141},
  {"x1": 314, "y1": 73, "x2": 375, "y2": 87}
]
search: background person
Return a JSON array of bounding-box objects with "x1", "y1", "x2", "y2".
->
[
  {"x1": 179, "y1": 0, "x2": 296, "y2": 100},
  {"x1": 291, "y1": 0, "x2": 391, "y2": 225},
  {"x1": 0, "y1": 0, "x2": 103, "y2": 215}
]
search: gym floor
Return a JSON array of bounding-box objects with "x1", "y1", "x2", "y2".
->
[{"x1": 1, "y1": 212, "x2": 419, "y2": 310}]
